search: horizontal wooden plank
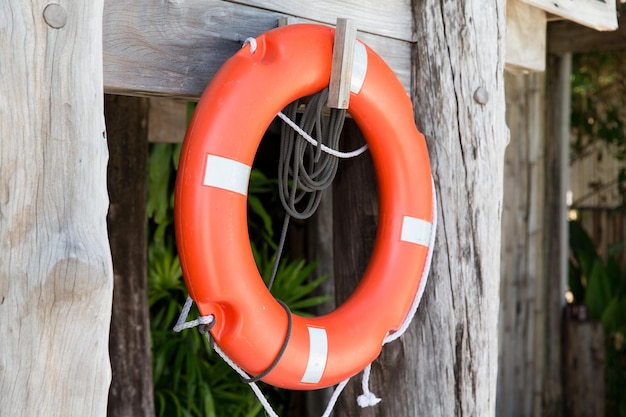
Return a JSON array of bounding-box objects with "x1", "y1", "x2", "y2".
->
[
  {"x1": 225, "y1": 0, "x2": 414, "y2": 42},
  {"x1": 549, "y1": 14, "x2": 626, "y2": 53},
  {"x1": 520, "y1": 0, "x2": 617, "y2": 31},
  {"x1": 103, "y1": 0, "x2": 411, "y2": 100}
]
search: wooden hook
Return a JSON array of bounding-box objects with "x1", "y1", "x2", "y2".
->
[{"x1": 327, "y1": 18, "x2": 357, "y2": 109}]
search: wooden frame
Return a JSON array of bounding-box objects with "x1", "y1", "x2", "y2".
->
[{"x1": 520, "y1": 0, "x2": 618, "y2": 31}]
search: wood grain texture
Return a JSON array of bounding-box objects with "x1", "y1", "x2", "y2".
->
[
  {"x1": 542, "y1": 52, "x2": 571, "y2": 417},
  {"x1": 227, "y1": 0, "x2": 414, "y2": 41},
  {"x1": 520, "y1": 0, "x2": 617, "y2": 30},
  {"x1": 0, "y1": 1, "x2": 112, "y2": 416},
  {"x1": 327, "y1": 18, "x2": 357, "y2": 109},
  {"x1": 105, "y1": 95, "x2": 154, "y2": 417},
  {"x1": 407, "y1": 0, "x2": 507, "y2": 415},
  {"x1": 497, "y1": 71, "x2": 546, "y2": 417},
  {"x1": 103, "y1": 0, "x2": 411, "y2": 99}
]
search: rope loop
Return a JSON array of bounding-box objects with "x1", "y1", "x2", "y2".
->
[
  {"x1": 242, "y1": 37, "x2": 257, "y2": 53},
  {"x1": 356, "y1": 364, "x2": 382, "y2": 408},
  {"x1": 277, "y1": 88, "x2": 367, "y2": 222},
  {"x1": 173, "y1": 296, "x2": 214, "y2": 332}
]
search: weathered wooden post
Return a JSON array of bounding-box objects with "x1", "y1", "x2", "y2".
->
[{"x1": 0, "y1": 1, "x2": 112, "y2": 416}]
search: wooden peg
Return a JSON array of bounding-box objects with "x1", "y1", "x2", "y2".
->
[
  {"x1": 327, "y1": 18, "x2": 357, "y2": 109},
  {"x1": 277, "y1": 16, "x2": 298, "y2": 27}
]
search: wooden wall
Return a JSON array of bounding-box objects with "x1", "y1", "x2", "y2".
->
[{"x1": 498, "y1": 71, "x2": 546, "y2": 417}]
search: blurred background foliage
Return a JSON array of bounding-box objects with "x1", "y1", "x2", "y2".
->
[{"x1": 569, "y1": 50, "x2": 626, "y2": 417}]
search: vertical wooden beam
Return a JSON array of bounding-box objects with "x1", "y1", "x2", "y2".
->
[
  {"x1": 327, "y1": 18, "x2": 357, "y2": 109},
  {"x1": 542, "y1": 52, "x2": 571, "y2": 417},
  {"x1": 105, "y1": 95, "x2": 155, "y2": 417},
  {"x1": 407, "y1": 0, "x2": 507, "y2": 415},
  {"x1": 0, "y1": 1, "x2": 112, "y2": 416},
  {"x1": 497, "y1": 71, "x2": 546, "y2": 417}
]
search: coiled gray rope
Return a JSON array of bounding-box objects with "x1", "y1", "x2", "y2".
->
[
  {"x1": 267, "y1": 89, "x2": 350, "y2": 290},
  {"x1": 278, "y1": 88, "x2": 346, "y2": 220}
]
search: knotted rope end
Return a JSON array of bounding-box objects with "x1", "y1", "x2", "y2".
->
[{"x1": 357, "y1": 392, "x2": 382, "y2": 408}]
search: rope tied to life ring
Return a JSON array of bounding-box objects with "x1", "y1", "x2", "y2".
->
[
  {"x1": 174, "y1": 88, "x2": 374, "y2": 416},
  {"x1": 174, "y1": 24, "x2": 437, "y2": 417}
]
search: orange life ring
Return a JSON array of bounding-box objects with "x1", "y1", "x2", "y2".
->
[{"x1": 175, "y1": 24, "x2": 434, "y2": 390}]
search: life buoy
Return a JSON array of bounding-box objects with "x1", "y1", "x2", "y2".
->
[{"x1": 175, "y1": 24, "x2": 434, "y2": 390}]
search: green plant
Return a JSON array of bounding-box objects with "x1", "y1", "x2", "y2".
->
[
  {"x1": 569, "y1": 219, "x2": 626, "y2": 417},
  {"x1": 147, "y1": 142, "x2": 329, "y2": 417}
]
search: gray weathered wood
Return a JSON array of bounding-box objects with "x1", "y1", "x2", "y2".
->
[
  {"x1": 0, "y1": 1, "x2": 112, "y2": 416},
  {"x1": 549, "y1": 15, "x2": 626, "y2": 54},
  {"x1": 227, "y1": 0, "x2": 413, "y2": 41},
  {"x1": 542, "y1": 52, "x2": 572, "y2": 417},
  {"x1": 520, "y1": 0, "x2": 617, "y2": 31},
  {"x1": 327, "y1": 18, "x2": 357, "y2": 110},
  {"x1": 103, "y1": 0, "x2": 411, "y2": 99},
  {"x1": 105, "y1": 95, "x2": 155, "y2": 417},
  {"x1": 408, "y1": 1, "x2": 507, "y2": 415},
  {"x1": 563, "y1": 308, "x2": 605, "y2": 417},
  {"x1": 497, "y1": 71, "x2": 546, "y2": 417}
]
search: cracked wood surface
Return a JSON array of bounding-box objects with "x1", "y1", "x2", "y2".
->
[{"x1": 0, "y1": 1, "x2": 113, "y2": 416}]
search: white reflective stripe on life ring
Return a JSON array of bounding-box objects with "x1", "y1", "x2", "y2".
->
[
  {"x1": 202, "y1": 154, "x2": 251, "y2": 196},
  {"x1": 400, "y1": 216, "x2": 432, "y2": 247},
  {"x1": 300, "y1": 327, "x2": 329, "y2": 384}
]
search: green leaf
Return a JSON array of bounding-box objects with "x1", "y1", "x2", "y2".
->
[
  {"x1": 584, "y1": 260, "x2": 612, "y2": 319},
  {"x1": 248, "y1": 194, "x2": 273, "y2": 238},
  {"x1": 147, "y1": 143, "x2": 174, "y2": 224}
]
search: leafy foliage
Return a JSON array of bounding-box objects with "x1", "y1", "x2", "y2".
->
[{"x1": 147, "y1": 142, "x2": 329, "y2": 417}]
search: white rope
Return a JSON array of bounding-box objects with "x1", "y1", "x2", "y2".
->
[
  {"x1": 320, "y1": 378, "x2": 351, "y2": 417},
  {"x1": 356, "y1": 364, "x2": 382, "y2": 407},
  {"x1": 355, "y1": 178, "x2": 438, "y2": 408},
  {"x1": 173, "y1": 295, "x2": 214, "y2": 331},
  {"x1": 173, "y1": 180, "x2": 437, "y2": 414},
  {"x1": 384, "y1": 178, "x2": 437, "y2": 345},
  {"x1": 242, "y1": 37, "x2": 257, "y2": 53},
  {"x1": 173, "y1": 296, "x2": 280, "y2": 417},
  {"x1": 211, "y1": 342, "x2": 280, "y2": 417},
  {"x1": 173, "y1": 295, "x2": 352, "y2": 417},
  {"x1": 276, "y1": 111, "x2": 369, "y2": 159}
]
